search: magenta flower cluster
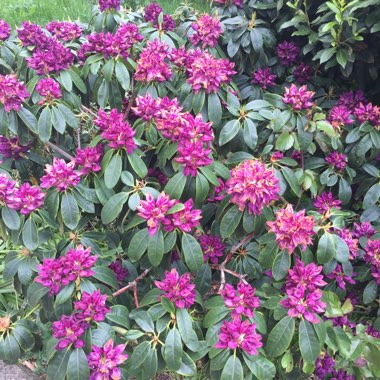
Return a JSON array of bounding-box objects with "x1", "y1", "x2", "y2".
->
[
  {"x1": 354, "y1": 102, "x2": 380, "y2": 129},
  {"x1": 154, "y1": 268, "x2": 196, "y2": 309},
  {"x1": 17, "y1": 22, "x2": 48, "y2": 47},
  {"x1": 0, "y1": 135, "x2": 30, "y2": 159},
  {"x1": 213, "y1": 0, "x2": 243, "y2": 7},
  {"x1": 276, "y1": 41, "x2": 299, "y2": 66},
  {"x1": 0, "y1": 174, "x2": 15, "y2": 205},
  {"x1": 280, "y1": 258, "x2": 326, "y2": 324},
  {"x1": 46, "y1": 21, "x2": 82, "y2": 41},
  {"x1": 144, "y1": 2, "x2": 175, "y2": 31},
  {"x1": 326, "y1": 264, "x2": 356, "y2": 290},
  {"x1": 0, "y1": 20, "x2": 11, "y2": 41},
  {"x1": 352, "y1": 221, "x2": 376, "y2": 239},
  {"x1": 252, "y1": 67, "x2": 277, "y2": 89},
  {"x1": 35, "y1": 245, "x2": 97, "y2": 295},
  {"x1": 94, "y1": 109, "x2": 136, "y2": 153},
  {"x1": 137, "y1": 192, "x2": 201, "y2": 235},
  {"x1": 7, "y1": 183, "x2": 46, "y2": 215},
  {"x1": 0, "y1": 74, "x2": 29, "y2": 112},
  {"x1": 88, "y1": 339, "x2": 128, "y2": 380},
  {"x1": 267, "y1": 204, "x2": 315, "y2": 254},
  {"x1": 108, "y1": 259, "x2": 128, "y2": 282},
  {"x1": 98, "y1": 0, "x2": 121, "y2": 12},
  {"x1": 293, "y1": 63, "x2": 312, "y2": 83},
  {"x1": 78, "y1": 23, "x2": 143, "y2": 62},
  {"x1": 74, "y1": 289, "x2": 110, "y2": 323},
  {"x1": 190, "y1": 14, "x2": 222, "y2": 48},
  {"x1": 325, "y1": 151, "x2": 348, "y2": 170},
  {"x1": 226, "y1": 159, "x2": 280, "y2": 215},
  {"x1": 282, "y1": 84, "x2": 315, "y2": 110},
  {"x1": 35, "y1": 78, "x2": 62, "y2": 105},
  {"x1": 328, "y1": 105, "x2": 353, "y2": 130},
  {"x1": 221, "y1": 282, "x2": 260, "y2": 319},
  {"x1": 51, "y1": 315, "x2": 88, "y2": 350},
  {"x1": 75, "y1": 145, "x2": 103, "y2": 175},
  {"x1": 199, "y1": 235, "x2": 225, "y2": 264},
  {"x1": 364, "y1": 239, "x2": 380, "y2": 284},
  {"x1": 40, "y1": 158, "x2": 81, "y2": 192},
  {"x1": 313, "y1": 192, "x2": 342, "y2": 214}
]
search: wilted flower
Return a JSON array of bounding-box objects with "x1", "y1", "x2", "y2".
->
[
  {"x1": 154, "y1": 268, "x2": 196, "y2": 309},
  {"x1": 200, "y1": 235, "x2": 225, "y2": 264},
  {"x1": 221, "y1": 282, "x2": 260, "y2": 318},
  {"x1": 337, "y1": 228, "x2": 359, "y2": 259},
  {"x1": 35, "y1": 78, "x2": 62, "y2": 105},
  {"x1": 325, "y1": 151, "x2": 347, "y2": 170},
  {"x1": 215, "y1": 319, "x2": 263, "y2": 355},
  {"x1": 354, "y1": 102, "x2": 380, "y2": 129},
  {"x1": 190, "y1": 14, "x2": 222, "y2": 48},
  {"x1": 0, "y1": 173, "x2": 15, "y2": 204},
  {"x1": 74, "y1": 290, "x2": 110, "y2": 323},
  {"x1": 136, "y1": 192, "x2": 176, "y2": 235},
  {"x1": 186, "y1": 49, "x2": 235, "y2": 94},
  {"x1": 282, "y1": 84, "x2": 315, "y2": 110},
  {"x1": 98, "y1": 0, "x2": 121, "y2": 12},
  {"x1": 276, "y1": 41, "x2": 299, "y2": 66},
  {"x1": 226, "y1": 159, "x2": 280, "y2": 215},
  {"x1": 327, "y1": 264, "x2": 356, "y2": 290},
  {"x1": 162, "y1": 199, "x2": 202, "y2": 233},
  {"x1": 313, "y1": 192, "x2": 342, "y2": 214},
  {"x1": 0, "y1": 135, "x2": 30, "y2": 159},
  {"x1": 280, "y1": 287, "x2": 326, "y2": 324},
  {"x1": 75, "y1": 145, "x2": 103, "y2": 175},
  {"x1": 40, "y1": 158, "x2": 81, "y2": 192},
  {"x1": 7, "y1": 183, "x2": 45, "y2": 215},
  {"x1": 46, "y1": 21, "x2": 82, "y2": 41},
  {"x1": 352, "y1": 221, "x2": 376, "y2": 239},
  {"x1": 52, "y1": 315, "x2": 88, "y2": 350},
  {"x1": 328, "y1": 106, "x2": 353, "y2": 130},
  {"x1": 0, "y1": 74, "x2": 30, "y2": 112},
  {"x1": 267, "y1": 204, "x2": 315, "y2": 254},
  {"x1": 134, "y1": 39, "x2": 172, "y2": 83},
  {"x1": 252, "y1": 68, "x2": 277, "y2": 90},
  {"x1": 0, "y1": 20, "x2": 11, "y2": 41},
  {"x1": 108, "y1": 260, "x2": 128, "y2": 282},
  {"x1": 95, "y1": 109, "x2": 137, "y2": 152},
  {"x1": 88, "y1": 339, "x2": 128, "y2": 380},
  {"x1": 293, "y1": 62, "x2": 312, "y2": 83}
]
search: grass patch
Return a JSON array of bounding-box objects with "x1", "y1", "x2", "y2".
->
[{"x1": 2, "y1": 0, "x2": 209, "y2": 26}]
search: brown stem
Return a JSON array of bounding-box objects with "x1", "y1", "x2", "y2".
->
[
  {"x1": 112, "y1": 268, "x2": 152, "y2": 298},
  {"x1": 81, "y1": 105, "x2": 98, "y2": 118},
  {"x1": 47, "y1": 142, "x2": 75, "y2": 161},
  {"x1": 124, "y1": 77, "x2": 135, "y2": 119},
  {"x1": 211, "y1": 265, "x2": 248, "y2": 284},
  {"x1": 134, "y1": 285, "x2": 140, "y2": 308}
]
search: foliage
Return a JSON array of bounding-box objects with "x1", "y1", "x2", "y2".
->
[{"x1": 0, "y1": 0, "x2": 379, "y2": 379}]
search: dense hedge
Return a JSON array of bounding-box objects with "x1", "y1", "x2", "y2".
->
[{"x1": 0, "y1": 0, "x2": 379, "y2": 379}]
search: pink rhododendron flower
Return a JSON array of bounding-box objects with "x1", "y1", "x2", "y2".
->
[
  {"x1": 270, "y1": 151, "x2": 284, "y2": 162},
  {"x1": 325, "y1": 151, "x2": 347, "y2": 170},
  {"x1": 293, "y1": 62, "x2": 312, "y2": 83},
  {"x1": 354, "y1": 102, "x2": 380, "y2": 129},
  {"x1": 7, "y1": 183, "x2": 45, "y2": 215},
  {"x1": 136, "y1": 192, "x2": 176, "y2": 235},
  {"x1": 35, "y1": 78, "x2": 62, "y2": 105},
  {"x1": 98, "y1": 0, "x2": 121, "y2": 12},
  {"x1": 162, "y1": 199, "x2": 202, "y2": 233},
  {"x1": 0, "y1": 20, "x2": 11, "y2": 41},
  {"x1": 134, "y1": 39, "x2": 172, "y2": 83},
  {"x1": 199, "y1": 235, "x2": 225, "y2": 264},
  {"x1": 144, "y1": 3, "x2": 175, "y2": 31},
  {"x1": 46, "y1": 21, "x2": 82, "y2": 41},
  {"x1": 190, "y1": 14, "x2": 222, "y2": 48},
  {"x1": 88, "y1": 339, "x2": 128, "y2": 380},
  {"x1": 154, "y1": 268, "x2": 196, "y2": 309},
  {"x1": 40, "y1": 158, "x2": 81, "y2": 192},
  {"x1": 276, "y1": 41, "x2": 299, "y2": 66},
  {"x1": 74, "y1": 290, "x2": 110, "y2": 323},
  {"x1": 51, "y1": 315, "x2": 87, "y2": 350},
  {"x1": 0, "y1": 74, "x2": 30, "y2": 112},
  {"x1": 75, "y1": 145, "x2": 103, "y2": 175},
  {"x1": 0, "y1": 173, "x2": 15, "y2": 204},
  {"x1": 221, "y1": 282, "x2": 260, "y2": 318},
  {"x1": 267, "y1": 204, "x2": 315, "y2": 254},
  {"x1": 186, "y1": 49, "x2": 235, "y2": 94},
  {"x1": 94, "y1": 109, "x2": 137, "y2": 152},
  {"x1": 226, "y1": 159, "x2": 280, "y2": 215},
  {"x1": 364, "y1": 239, "x2": 380, "y2": 284},
  {"x1": 282, "y1": 84, "x2": 315, "y2": 110},
  {"x1": 352, "y1": 222, "x2": 376, "y2": 239},
  {"x1": 313, "y1": 192, "x2": 342, "y2": 214},
  {"x1": 328, "y1": 106, "x2": 353, "y2": 130},
  {"x1": 133, "y1": 94, "x2": 161, "y2": 122},
  {"x1": 327, "y1": 264, "x2": 356, "y2": 290},
  {"x1": 215, "y1": 319, "x2": 263, "y2": 355},
  {"x1": 0, "y1": 135, "x2": 30, "y2": 159},
  {"x1": 252, "y1": 68, "x2": 277, "y2": 89}
]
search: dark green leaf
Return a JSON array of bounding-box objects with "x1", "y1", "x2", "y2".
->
[
  {"x1": 38, "y1": 107, "x2": 52, "y2": 143},
  {"x1": 115, "y1": 61, "x2": 130, "y2": 91},
  {"x1": 101, "y1": 192, "x2": 129, "y2": 224},
  {"x1": 2, "y1": 207, "x2": 20, "y2": 230},
  {"x1": 164, "y1": 172, "x2": 187, "y2": 199},
  {"x1": 181, "y1": 233, "x2": 203, "y2": 272},
  {"x1": 92, "y1": 266, "x2": 118, "y2": 289},
  {"x1": 104, "y1": 154, "x2": 122, "y2": 189},
  {"x1": 22, "y1": 218, "x2": 39, "y2": 251},
  {"x1": 61, "y1": 192, "x2": 80, "y2": 230},
  {"x1": 220, "y1": 205, "x2": 242, "y2": 239},
  {"x1": 128, "y1": 152, "x2": 147, "y2": 178},
  {"x1": 221, "y1": 355, "x2": 243, "y2": 380},
  {"x1": 299, "y1": 319, "x2": 320, "y2": 363},
  {"x1": 219, "y1": 120, "x2": 240, "y2": 146},
  {"x1": 243, "y1": 353, "x2": 276, "y2": 380},
  {"x1": 148, "y1": 229, "x2": 165, "y2": 266},
  {"x1": 317, "y1": 232, "x2": 335, "y2": 264},
  {"x1": 363, "y1": 280, "x2": 378, "y2": 304},
  {"x1": 266, "y1": 316, "x2": 295, "y2": 357},
  {"x1": 272, "y1": 251, "x2": 291, "y2": 281},
  {"x1": 66, "y1": 349, "x2": 90, "y2": 380},
  {"x1": 164, "y1": 327, "x2": 182, "y2": 371},
  {"x1": 47, "y1": 348, "x2": 71, "y2": 380},
  {"x1": 128, "y1": 228, "x2": 150, "y2": 261}
]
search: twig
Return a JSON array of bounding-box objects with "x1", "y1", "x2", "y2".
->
[
  {"x1": 124, "y1": 77, "x2": 135, "y2": 119},
  {"x1": 77, "y1": 127, "x2": 81, "y2": 149},
  {"x1": 112, "y1": 268, "x2": 152, "y2": 298},
  {"x1": 216, "y1": 232, "x2": 254, "y2": 292},
  {"x1": 134, "y1": 286, "x2": 140, "y2": 308},
  {"x1": 211, "y1": 265, "x2": 248, "y2": 284},
  {"x1": 81, "y1": 105, "x2": 98, "y2": 118},
  {"x1": 47, "y1": 142, "x2": 75, "y2": 161}
]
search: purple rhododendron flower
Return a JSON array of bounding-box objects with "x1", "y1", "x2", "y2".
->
[
  {"x1": 337, "y1": 90, "x2": 367, "y2": 112},
  {"x1": 17, "y1": 21, "x2": 49, "y2": 48},
  {"x1": 0, "y1": 173, "x2": 15, "y2": 204},
  {"x1": 154, "y1": 268, "x2": 196, "y2": 309},
  {"x1": 354, "y1": 102, "x2": 380, "y2": 128},
  {"x1": 352, "y1": 221, "x2": 376, "y2": 239},
  {"x1": 325, "y1": 151, "x2": 348, "y2": 170},
  {"x1": 0, "y1": 20, "x2": 11, "y2": 41},
  {"x1": 337, "y1": 228, "x2": 359, "y2": 259},
  {"x1": 315, "y1": 353, "x2": 336, "y2": 379},
  {"x1": 35, "y1": 78, "x2": 62, "y2": 105},
  {"x1": 74, "y1": 290, "x2": 110, "y2": 323},
  {"x1": 226, "y1": 159, "x2": 280, "y2": 215},
  {"x1": 0, "y1": 135, "x2": 30, "y2": 159},
  {"x1": 6, "y1": 183, "x2": 45, "y2": 215},
  {"x1": 328, "y1": 105, "x2": 353, "y2": 130},
  {"x1": 40, "y1": 157, "x2": 81, "y2": 192},
  {"x1": 252, "y1": 67, "x2": 277, "y2": 89},
  {"x1": 0, "y1": 74, "x2": 30, "y2": 112},
  {"x1": 75, "y1": 145, "x2": 103, "y2": 175},
  {"x1": 364, "y1": 239, "x2": 380, "y2": 284},
  {"x1": 267, "y1": 204, "x2": 315, "y2": 254},
  {"x1": 199, "y1": 235, "x2": 225, "y2": 264},
  {"x1": 208, "y1": 178, "x2": 226, "y2": 202},
  {"x1": 108, "y1": 260, "x2": 128, "y2": 282},
  {"x1": 87, "y1": 339, "x2": 128, "y2": 380},
  {"x1": 327, "y1": 264, "x2": 356, "y2": 290},
  {"x1": 313, "y1": 192, "x2": 342, "y2": 214},
  {"x1": 46, "y1": 21, "x2": 82, "y2": 41},
  {"x1": 282, "y1": 84, "x2": 315, "y2": 110},
  {"x1": 276, "y1": 41, "x2": 299, "y2": 66},
  {"x1": 221, "y1": 282, "x2": 260, "y2": 318},
  {"x1": 98, "y1": 0, "x2": 121, "y2": 12},
  {"x1": 293, "y1": 62, "x2": 312, "y2": 83},
  {"x1": 190, "y1": 14, "x2": 222, "y2": 48},
  {"x1": 215, "y1": 319, "x2": 263, "y2": 355}
]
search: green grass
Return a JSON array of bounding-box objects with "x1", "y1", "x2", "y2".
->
[{"x1": 2, "y1": 0, "x2": 209, "y2": 26}]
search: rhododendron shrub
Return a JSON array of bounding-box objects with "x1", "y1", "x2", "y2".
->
[{"x1": 0, "y1": 1, "x2": 379, "y2": 380}]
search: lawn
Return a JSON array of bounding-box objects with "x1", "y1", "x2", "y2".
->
[{"x1": 2, "y1": 0, "x2": 209, "y2": 26}]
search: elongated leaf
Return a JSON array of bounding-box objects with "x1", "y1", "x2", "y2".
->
[
  {"x1": 164, "y1": 172, "x2": 187, "y2": 199},
  {"x1": 55, "y1": 282, "x2": 75, "y2": 305},
  {"x1": 243, "y1": 353, "x2": 276, "y2": 380},
  {"x1": 38, "y1": 107, "x2": 52, "y2": 143},
  {"x1": 66, "y1": 349, "x2": 90, "y2": 380},
  {"x1": 104, "y1": 154, "x2": 122, "y2": 189},
  {"x1": 208, "y1": 93, "x2": 222, "y2": 126},
  {"x1": 101, "y1": 192, "x2": 129, "y2": 224},
  {"x1": 220, "y1": 205, "x2": 242, "y2": 239},
  {"x1": 221, "y1": 355, "x2": 243, "y2": 380},
  {"x1": 299, "y1": 319, "x2": 320, "y2": 363},
  {"x1": 92, "y1": 266, "x2": 118, "y2": 289},
  {"x1": 219, "y1": 120, "x2": 240, "y2": 146},
  {"x1": 148, "y1": 229, "x2": 164, "y2": 266},
  {"x1": 22, "y1": 218, "x2": 39, "y2": 251},
  {"x1": 47, "y1": 348, "x2": 71, "y2": 380},
  {"x1": 317, "y1": 232, "x2": 335, "y2": 264},
  {"x1": 182, "y1": 233, "x2": 203, "y2": 272},
  {"x1": 272, "y1": 251, "x2": 291, "y2": 281},
  {"x1": 115, "y1": 61, "x2": 130, "y2": 91},
  {"x1": 61, "y1": 192, "x2": 80, "y2": 230},
  {"x1": 128, "y1": 153, "x2": 147, "y2": 178},
  {"x1": 128, "y1": 228, "x2": 150, "y2": 261},
  {"x1": 164, "y1": 327, "x2": 182, "y2": 371},
  {"x1": 2, "y1": 207, "x2": 20, "y2": 230},
  {"x1": 266, "y1": 316, "x2": 295, "y2": 357}
]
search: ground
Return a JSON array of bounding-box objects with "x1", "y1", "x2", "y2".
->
[{"x1": 0, "y1": 361, "x2": 40, "y2": 380}]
